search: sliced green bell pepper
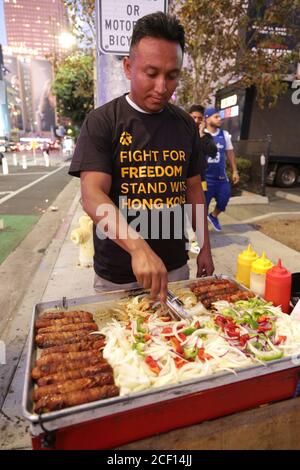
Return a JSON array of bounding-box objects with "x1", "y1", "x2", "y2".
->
[
  {"x1": 136, "y1": 316, "x2": 146, "y2": 334},
  {"x1": 247, "y1": 340, "x2": 283, "y2": 362},
  {"x1": 183, "y1": 347, "x2": 198, "y2": 360},
  {"x1": 181, "y1": 327, "x2": 197, "y2": 336}
]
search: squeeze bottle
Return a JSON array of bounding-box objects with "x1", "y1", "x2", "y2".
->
[
  {"x1": 264, "y1": 259, "x2": 292, "y2": 313},
  {"x1": 236, "y1": 244, "x2": 258, "y2": 288},
  {"x1": 250, "y1": 252, "x2": 273, "y2": 296}
]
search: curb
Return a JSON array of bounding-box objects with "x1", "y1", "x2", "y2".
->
[
  {"x1": 275, "y1": 191, "x2": 300, "y2": 204},
  {"x1": 241, "y1": 211, "x2": 300, "y2": 224},
  {"x1": 228, "y1": 195, "x2": 269, "y2": 205}
]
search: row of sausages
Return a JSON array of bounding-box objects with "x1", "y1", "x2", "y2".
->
[
  {"x1": 32, "y1": 310, "x2": 119, "y2": 414},
  {"x1": 190, "y1": 279, "x2": 255, "y2": 308}
]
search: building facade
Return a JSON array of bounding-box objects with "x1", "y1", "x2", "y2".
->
[
  {"x1": 3, "y1": 0, "x2": 68, "y2": 58},
  {"x1": 2, "y1": 0, "x2": 69, "y2": 137}
]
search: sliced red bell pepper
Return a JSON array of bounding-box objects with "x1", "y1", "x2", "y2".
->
[
  {"x1": 162, "y1": 326, "x2": 173, "y2": 334},
  {"x1": 198, "y1": 347, "x2": 212, "y2": 362},
  {"x1": 161, "y1": 326, "x2": 173, "y2": 341},
  {"x1": 162, "y1": 326, "x2": 172, "y2": 334},
  {"x1": 276, "y1": 335, "x2": 287, "y2": 345},
  {"x1": 178, "y1": 332, "x2": 187, "y2": 342},
  {"x1": 239, "y1": 334, "x2": 250, "y2": 346},
  {"x1": 225, "y1": 328, "x2": 240, "y2": 338},
  {"x1": 174, "y1": 357, "x2": 187, "y2": 369},
  {"x1": 145, "y1": 355, "x2": 161, "y2": 375},
  {"x1": 258, "y1": 324, "x2": 272, "y2": 333},
  {"x1": 257, "y1": 315, "x2": 269, "y2": 323},
  {"x1": 215, "y1": 315, "x2": 238, "y2": 330},
  {"x1": 215, "y1": 315, "x2": 227, "y2": 328},
  {"x1": 170, "y1": 337, "x2": 183, "y2": 354},
  {"x1": 143, "y1": 333, "x2": 152, "y2": 341}
]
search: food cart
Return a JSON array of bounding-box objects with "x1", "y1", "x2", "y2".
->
[{"x1": 22, "y1": 279, "x2": 300, "y2": 450}]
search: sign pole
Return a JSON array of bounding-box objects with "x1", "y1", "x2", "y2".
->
[
  {"x1": 95, "y1": 0, "x2": 168, "y2": 107},
  {"x1": 96, "y1": 52, "x2": 129, "y2": 107}
]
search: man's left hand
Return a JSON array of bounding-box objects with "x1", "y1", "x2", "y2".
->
[{"x1": 196, "y1": 249, "x2": 215, "y2": 277}]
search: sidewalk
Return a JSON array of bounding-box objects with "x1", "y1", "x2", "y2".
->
[{"x1": 1, "y1": 191, "x2": 300, "y2": 450}]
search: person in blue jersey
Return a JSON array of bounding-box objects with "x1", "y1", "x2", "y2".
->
[{"x1": 203, "y1": 108, "x2": 240, "y2": 232}]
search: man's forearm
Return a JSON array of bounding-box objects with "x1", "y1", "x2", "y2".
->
[{"x1": 227, "y1": 150, "x2": 238, "y2": 173}]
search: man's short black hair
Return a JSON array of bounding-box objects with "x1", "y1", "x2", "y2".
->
[
  {"x1": 189, "y1": 104, "x2": 205, "y2": 115},
  {"x1": 130, "y1": 11, "x2": 185, "y2": 54}
]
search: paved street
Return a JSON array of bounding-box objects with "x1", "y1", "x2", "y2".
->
[
  {"x1": 1, "y1": 149, "x2": 68, "y2": 167},
  {"x1": 0, "y1": 164, "x2": 71, "y2": 215},
  {"x1": 0, "y1": 152, "x2": 72, "y2": 265}
]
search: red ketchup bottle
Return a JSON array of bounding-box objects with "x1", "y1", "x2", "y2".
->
[{"x1": 264, "y1": 259, "x2": 292, "y2": 314}]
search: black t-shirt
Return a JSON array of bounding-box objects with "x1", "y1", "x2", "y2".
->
[
  {"x1": 69, "y1": 95, "x2": 205, "y2": 283},
  {"x1": 200, "y1": 133, "x2": 217, "y2": 160}
]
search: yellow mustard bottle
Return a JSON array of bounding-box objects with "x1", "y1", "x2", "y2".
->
[
  {"x1": 250, "y1": 252, "x2": 273, "y2": 297},
  {"x1": 236, "y1": 244, "x2": 258, "y2": 288}
]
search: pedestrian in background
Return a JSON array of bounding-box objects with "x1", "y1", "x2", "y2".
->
[
  {"x1": 204, "y1": 107, "x2": 240, "y2": 232},
  {"x1": 42, "y1": 141, "x2": 50, "y2": 156},
  {"x1": 189, "y1": 104, "x2": 217, "y2": 191}
]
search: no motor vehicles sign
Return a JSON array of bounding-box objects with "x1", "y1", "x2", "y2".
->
[{"x1": 97, "y1": 0, "x2": 168, "y2": 55}]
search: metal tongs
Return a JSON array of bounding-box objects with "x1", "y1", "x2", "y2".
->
[{"x1": 165, "y1": 289, "x2": 192, "y2": 322}]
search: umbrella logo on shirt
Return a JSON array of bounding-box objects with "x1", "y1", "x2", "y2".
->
[{"x1": 120, "y1": 132, "x2": 132, "y2": 146}]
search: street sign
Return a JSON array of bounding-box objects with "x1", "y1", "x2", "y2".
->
[{"x1": 97, "y1": 0, "x2": 168, "y2": 55}]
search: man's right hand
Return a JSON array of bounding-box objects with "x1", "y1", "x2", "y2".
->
[{"x1": 131, "y1": 246, "x2": 168, "y2": 302}]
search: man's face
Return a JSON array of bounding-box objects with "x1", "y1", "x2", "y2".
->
[
  {"x1": 190, "y1": 111, "x2": 203, "y2": 127},
  {"x1": 207, "y1": 113, "x2": 222, "y2": 128},
  {"x1": 123, "y1": 37, "x2": 183, "y2": 113}
]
